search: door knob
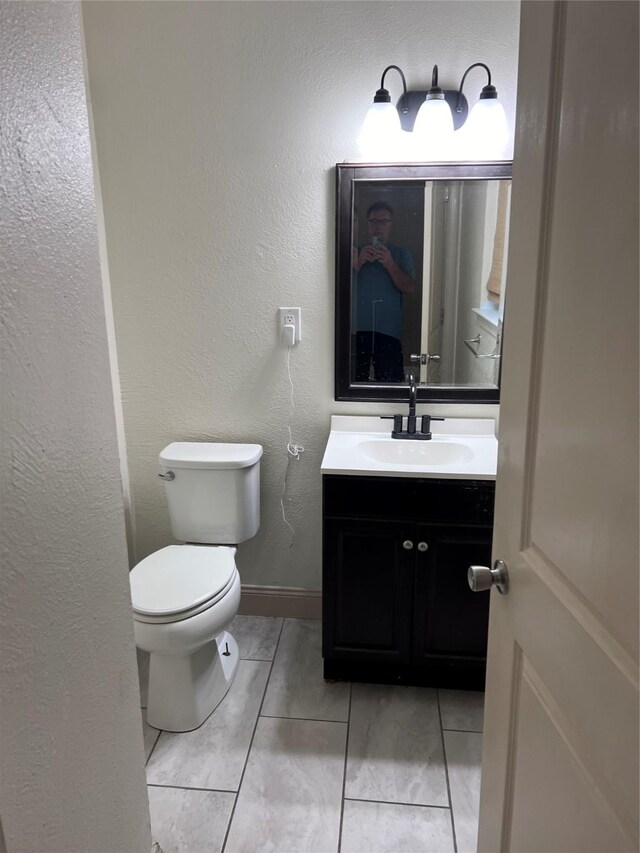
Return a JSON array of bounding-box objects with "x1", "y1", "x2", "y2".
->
[
  {"x1": 410, "y1": 353, "x2": 441, "y2": 364},
  {"x1": 402, "y1": 540, "x2": 414, "y2": 550},
  {"x1": 417, "y1": 542, "x2": 428, "y2": 552},
  {"x1": 467, "y1": 559, "x2": 509, "y2": 595}
]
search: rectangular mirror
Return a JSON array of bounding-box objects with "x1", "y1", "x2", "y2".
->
[{"x1": 335, "y1": 162, "x2": 512, "y2": 403}]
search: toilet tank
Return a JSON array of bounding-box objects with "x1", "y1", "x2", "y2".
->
[{"x1": 159, "y1": 442, "x2": 262, "y2": 544}]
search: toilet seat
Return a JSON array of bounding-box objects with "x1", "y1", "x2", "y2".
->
[{"x1": 130, "y1": 545, "x2": 237, "y2": 624}]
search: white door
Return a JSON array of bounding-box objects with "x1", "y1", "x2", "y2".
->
[{"x1": 477, "y1": 2, "x2": 639, "y2": 851}]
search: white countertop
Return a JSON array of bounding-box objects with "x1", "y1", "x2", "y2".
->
[{"x1": 320, "y1": 415, "x2": 498, "y2": 480}]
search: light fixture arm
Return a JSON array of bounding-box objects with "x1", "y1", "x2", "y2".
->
[
  {"x1": 374, "y1": 65, "x2": 408, "y2": 107},
  {"x1": 456, "y1": 62, "x2": 493, "y2": 113}
]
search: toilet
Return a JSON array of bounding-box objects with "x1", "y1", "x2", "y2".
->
[{"x1": 129, "y1": 441, "x2": 262, "y2": 732}]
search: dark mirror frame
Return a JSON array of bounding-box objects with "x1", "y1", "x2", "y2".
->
[{"x1": 335, "y1": 161, "x2": 513, "y2": 403}]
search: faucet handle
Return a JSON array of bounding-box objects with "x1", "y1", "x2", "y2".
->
[
  {"x1": 421, "y1": 414, "x2": 445, "y2": 437},
  {"x1": 380, "y1": 414, "x2": 405, "y2": 436}
]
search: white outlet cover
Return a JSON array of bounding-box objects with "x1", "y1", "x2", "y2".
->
[{"x1": 278, "y1": 307, "x2": 302, "y2": 342}]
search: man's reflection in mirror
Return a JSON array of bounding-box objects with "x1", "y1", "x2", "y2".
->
[{"x1": 352, "y1": 202, "x2": 416, "y2": 382}]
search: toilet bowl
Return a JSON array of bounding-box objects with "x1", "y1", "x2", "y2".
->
[
  {"x1": 131, "y1": 544, "x2": 242, "y2": 732},
  {"x1": 129, "y1": 442, "x2": 262, "y2": 733}
]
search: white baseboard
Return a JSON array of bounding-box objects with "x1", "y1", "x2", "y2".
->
[{"x1": 239, "y1": 585, "x2": 322, "y2": 620}]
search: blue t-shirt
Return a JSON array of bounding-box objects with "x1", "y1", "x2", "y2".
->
[{"x1": 353, "y1": 244, "x2": 415, "y2": 340}]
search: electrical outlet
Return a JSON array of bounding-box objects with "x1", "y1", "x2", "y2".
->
[{"x1": 278, "y1": 307, "x2": 302, "y2": 344}]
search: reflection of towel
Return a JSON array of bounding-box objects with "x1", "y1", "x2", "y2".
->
[{"x1": 486, "y1": 181, "x2": 510, "y2": 304}]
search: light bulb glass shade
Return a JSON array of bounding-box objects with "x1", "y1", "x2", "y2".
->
[
  {"x1": 357, "y1": 102, "x2": 402, "y2": 161},
  {"x1": 460, "y1": 97, "x2": 510, "y2": 160},
  {"x1": 412, "y1": 97, "x2": 454, "y2": 159}
]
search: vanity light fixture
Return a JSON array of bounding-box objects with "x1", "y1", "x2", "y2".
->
[{"x1": 359, "y1": 62, "x2": 509, "y2": 161}]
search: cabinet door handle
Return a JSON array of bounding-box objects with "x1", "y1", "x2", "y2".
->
[
  {"x1": 402, "y1": 540, "x2": 414, "y2": 550},
  {"x1": 417, "y1": 541, "x2": 428, "y2": 552}
]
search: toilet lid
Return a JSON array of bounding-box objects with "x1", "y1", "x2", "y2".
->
[{"x1": 130, "y1": 545, "x2": 236, "y2": 618}]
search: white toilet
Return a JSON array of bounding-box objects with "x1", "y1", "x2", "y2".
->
[{"x1": 129, "y1": 441, "x2": 262, "y2": 732}]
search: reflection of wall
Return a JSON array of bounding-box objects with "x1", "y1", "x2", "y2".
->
[
  {"x1": 354, "y1": 183, "x2": 424, "y2": 366},
  {"x1": 1, "y1": 3, "x2": 150, "y2": 849},
  {"x1": 83, "y1": 0, "x2": 520, "y2": 589}
]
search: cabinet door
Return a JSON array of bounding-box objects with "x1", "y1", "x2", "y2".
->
[
  {"x1": 323, "y1": 518, "x2": 413, "y2": 663},
  {"x1": 412, "y1": 524, "x2": 492, "y2": 665}
]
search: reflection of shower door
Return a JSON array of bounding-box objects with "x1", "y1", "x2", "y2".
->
[{"x1": 421, "y1": 182, "x2": 460, "y2": 384}]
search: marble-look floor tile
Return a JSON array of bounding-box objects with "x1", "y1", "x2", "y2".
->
[
  {"x1": 143, "y1": 709, "x2": 161, "y2": 762},
  {"x1": 227, "y1": 615, "x2": 283, "y2": 661},
  {"x1": 439, "y1": 689, "x2": 484, "y2": 732},
  {"x1": 225, "y1": 716, "x2": 346, "y2": 853},
  {"x1": 148, "y1": 785, "x2": 235, "y2": 853},
  {"x1": 137, "y1": 648, "x2": 149, "y2": 708},
  {"x1": 261, "y1": 619, "x2": 350, "y2": 722},
  {"x1": 444, "y1": 730, "x2": 483, "y2": 853},
  {"x1": 146, "y1": 660, "x2": 270, "y2": 791},
  {"x1": 341, "y1": 799, "x2": 455, "y2": 853},
  {"x1": 346, "y1": 683, "x2": 448, "y2": 807}
]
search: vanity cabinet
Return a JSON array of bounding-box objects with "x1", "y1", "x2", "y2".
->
[{"x1": 322, "y1": 475, "x2": 494, "y2": 690}]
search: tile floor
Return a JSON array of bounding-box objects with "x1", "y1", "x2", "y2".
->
[{"x1": 138, "y1": 617, "x2": 484, "y2": 853}]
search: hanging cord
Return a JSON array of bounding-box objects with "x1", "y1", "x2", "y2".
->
[{"x1": 280, "y1": 344, "x2": 304, "y2": 547}]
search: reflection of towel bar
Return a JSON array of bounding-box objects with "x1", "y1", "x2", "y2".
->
[{"x1": 464, "y1": 334, "x2": 501, "y2": 360}]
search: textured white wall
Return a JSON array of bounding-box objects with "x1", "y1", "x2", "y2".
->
[
  {"x1": 0, "y1": 3, "x2": 150, "y2": 850},
  {"x1": 82, "y1": 0, "x2": 520, "y2": 588}
]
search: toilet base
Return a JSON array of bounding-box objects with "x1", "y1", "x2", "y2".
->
[{"x1": 146, "y1": 630, "x2": 239, "y2": 732}]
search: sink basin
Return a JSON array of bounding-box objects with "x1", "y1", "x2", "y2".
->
[
  {"x1": 359, "y1": 439, "x2": 474, "y2": 467},
  {"x1": 320, "y1": 415, "x2": 498, "y2": 480}
]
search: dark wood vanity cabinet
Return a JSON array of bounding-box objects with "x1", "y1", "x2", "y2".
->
[{"x1": 322, "y1": 475, "x2": 494, "y2": 690}]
